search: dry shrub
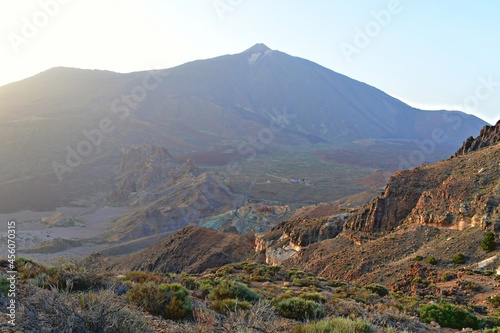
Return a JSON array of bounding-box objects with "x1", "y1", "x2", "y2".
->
[
  {"x1": 18, "y1": 286, "x2": 150, "y2": 333},
  {"x1": 172, "y1": 300, "x2": 293, "y2": 333}
]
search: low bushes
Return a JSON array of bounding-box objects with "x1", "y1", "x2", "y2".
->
[
  {"x1": 19, "y1": 287, "x2": 148, "y2": 333},
  {"x1": 363, "y1": 284, "x2": 389, "y2": 297},
  {"x1": 291, "y1": 317, "x2": 373, "y2": 333},
  {"x1": 418, "y1": 301, "x2": 482, "y2": 329},
  {"x1": 424, "y1": 256, "x2": 437, "y2": 265},
  {"x1": 277, "y1": 297, "x2": 324, "y2": 320},
  {"x1": 126, "y1": 282, "x2": 192, "y2": 319},
  {"x1": 208, "y1": 278, "x2": 260, "y2": 314},
  {"x1": 208, "y1": 278, "x2": 260, "y2": 302}
]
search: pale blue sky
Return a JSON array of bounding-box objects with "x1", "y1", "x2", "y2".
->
[{"x1": 1, "y1": 0, "x2": 498, "y2": 124}]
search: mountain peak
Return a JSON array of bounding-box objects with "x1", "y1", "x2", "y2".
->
[{"x1": 243, "y1": 43, "x2": 271, "y2": 54}]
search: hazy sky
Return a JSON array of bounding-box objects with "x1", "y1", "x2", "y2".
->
[{"x1": 1, "y1": 0, "x2": 499, "y2": 124}]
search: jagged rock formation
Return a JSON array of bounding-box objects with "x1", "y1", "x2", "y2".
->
[
  {"x1": 255, "y1": 214, "x2": 347, "y2": 265},
  {"x1": 104, "y1": 145, "x2": 240, "y2": 241},
  {"x1": 455, "y1": 119, "x2": 500, "y2": 156},
  {"x1": 107, "y1": 145, "x2": 179, "y2": 205},
  {"x1": 344, "y1": 120, "x2": 500, "y2": 235},
  {"x1": 84, "y1": 226, "x2": 254, "y2": 274}
]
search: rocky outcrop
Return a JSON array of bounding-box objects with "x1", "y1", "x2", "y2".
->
[
  {"x1": 107, "y1": 145, "x2": 179, "y2": 205},
  {"x1": 344, "y1": 127, "x2": 500, "y2": 235},
  {"x1": 255, "y1": 214, "x2": 346, "y2": 265},
  {"x1": 455, "y1": 120, "x2": 500, "y2": 156},
  {"x1": 344, "y1": 168, "x2": 446, "y2": 233},
  {"x1": 199, "y1": 204, "x2": 290, "y2": 236}
]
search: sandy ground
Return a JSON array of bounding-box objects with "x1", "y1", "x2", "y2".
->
[{"x1": 0, "y1": 206, "x2": 131, "y2": 262}]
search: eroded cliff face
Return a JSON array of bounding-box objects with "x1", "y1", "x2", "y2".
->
[
  {"x1": 344, "y1": 120, "x2": 500, "y2": 236},
  {"x1": 255, "y1": 214, "x2": 347, "y2": 265},
  {"x1": 343, "y1": 168, "x2": 446, "y2": 233}
]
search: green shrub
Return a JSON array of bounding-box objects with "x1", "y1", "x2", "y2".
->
[
  {"x1": 182, "y1": 277, "x2": 198, "y2": 290},
  {"x1": 451, "y1": 253, "x2": 466, "y2": 264},
  {"x1": 298, "y1": 292, "x2": 326, "y2": 303},
  {"x1": 126, "y1": 282, "x2": 192, "y2": 319},
  {"x1": 489, "y1": 295, "x2": 500, "y2": 308},
  {"x1": 418, "y1": 301, "x2": 482, "y2": 329},
  {"x1": 481, "y1": 232, "x2": 497, "y2": 252},
  {"x1": 411, "y1": 277, "x2": 424, "y2": 285},
  {"x1": 160, "y1": 283, "x2": 193, "y2": 319},
  {"x1": 272, "y1": 290, "x2": 295, "y2": 306},
  {"x1": 210, "y1": 299, "x2": 252, "y2": 314},
  {"x1": 0, "y1": 274, "x2": 10, "y2": 296},
  {"x1": 208, "y1": 278, "x2": 260, "y2": 303},
  {"x1": 292, "y1": 278, "x2": 317, "y2": 287},
  {"x1": 424, "y1": 256, "x2": 437, "y2": 265},
  {"x1": 413, "y1": 255, "x2": 424, "y2": 261},
  {"x1": 441, "y1": 271, "x2": 457, "y2": 282},
  {"x1": 484, "y1": 328, "x2": 500, "y2": 333},
  {"x1": 277, "y1": 297, "x2": 324, "y2": 320},
  {"x1": 198, "y1": 277, "x2": 216, "y2": 297},
  {"x1": 326, "y1": 279, "x2": 347, "y2": 288},
  {"x1": 291, "y1": 317, "x2": 373, "y2": 333},
  {"x1": 364, "y1": 284, "x2": 389, "y2": 297}
]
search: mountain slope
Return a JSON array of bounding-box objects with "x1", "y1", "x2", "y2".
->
[{"x1": 0, "y1": 44, "x2": 488, "y2": 212}]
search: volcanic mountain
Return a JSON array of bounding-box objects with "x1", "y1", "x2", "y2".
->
[{"x1": 0, "y1": 43, "x2": 487, "y2": 212}]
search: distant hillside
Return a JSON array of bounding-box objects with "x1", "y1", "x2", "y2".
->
[
  {"x1": 84, "y1": 226, "x2": 254, "y2": 274},
  {"x1": 344, "y1": 119, "x2": 500, "y2": 235}
]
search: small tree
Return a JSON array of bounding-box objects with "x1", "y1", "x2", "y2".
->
[{"x1": 481, "y1": 232, "x2": 496, "y2": 252}]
